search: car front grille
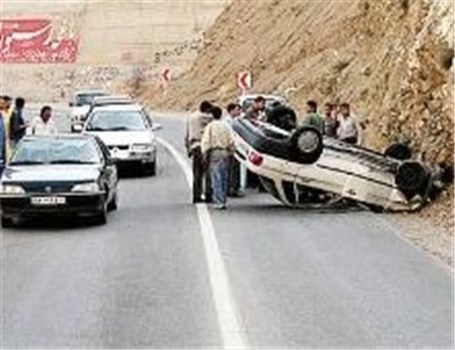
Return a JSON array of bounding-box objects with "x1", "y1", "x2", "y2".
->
[{"x1": 20, "y1": 182, "x2": 75, "y2": 193}]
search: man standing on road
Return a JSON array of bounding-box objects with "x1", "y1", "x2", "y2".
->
[
  {"x1": 28, "y1": 106, "x2": 58, "y2": 135},
  {"x1": 185, "y1": 101, "x2": 213, "y2": 203},
  {"x1": 323, "y1": 102, "x2": 338, "y2": 137},
  {"x1": 302, "y1": 100, "x2": 324, "y2": 133},
  {"x1": 10, "y1": 97, "x2": 27, "y2": 147},
  {"x1": 225, "y1": 103, "x2": 244, "y2": 197},
  {"x1": 245, "y1": 95, "x2": 266, "y2": 121},
  {"x1": 337, "y1": 102, "x2": 359, "y2": 144},
  {"x1": 0, "y1": 97, "x2": 7, "y2": 177},
  {"x1": 201, "y1": 106, "x2": 234, "y2": 210}
]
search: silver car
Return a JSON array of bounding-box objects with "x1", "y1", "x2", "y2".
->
[{"x1": 83, "y1": 104, "x2": 162, "y2": 176}]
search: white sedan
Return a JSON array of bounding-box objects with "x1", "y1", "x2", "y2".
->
[{"x1": 83, "y1": 104, "x2": 161, "y2": 176}]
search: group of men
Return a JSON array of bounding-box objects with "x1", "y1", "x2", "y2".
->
[
  {"x1": 0, "y1": 95, "x2": 57, "y2": 176},
  {"x1": 185, "y1": 96, "x2": 361, "y2": 210}
]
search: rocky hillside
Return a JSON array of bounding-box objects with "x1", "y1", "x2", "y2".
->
[{"x1": 147, "y1": 0, "x2": 453, "y2": 166}]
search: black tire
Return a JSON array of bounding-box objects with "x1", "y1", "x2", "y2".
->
[
  {"x1": 289, "y1": 126, "x2": 323, "y2": 164},
  {"x1": 144, "y1": 161, "x2": 156, "y2": 176},
  {"x1": 107, "y1": 191, "x2": 118, "y2": 211},
  {"x1": 94, "y1": 197, "x2": 108, "y2": 225},
  {"x1": 395, "y1": 161, "x2": 429, "y2": 199},
  {"x1": 1, "y1": 216, "x2": 14, "y2": 228},
  {"x1": 385, "y1": 143, "x2": 412, "y2": 160}
]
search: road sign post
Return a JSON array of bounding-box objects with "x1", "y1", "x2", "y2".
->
[{"x1": 238, "y1": 71, "x2": 251, "y2": 94}]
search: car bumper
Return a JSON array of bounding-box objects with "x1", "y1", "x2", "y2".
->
[
  {"x1": 112, "y1": 150, "x2": 156, "y2": 165},
  {"x1": 0, "y1": 192, "x2": 105, "y2": 218}
]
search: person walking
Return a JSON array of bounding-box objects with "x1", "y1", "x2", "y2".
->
[
  {"x1": 337, "y1": 102, "x2": 359, "y2": 144},
  {"x1": 28, "y1": 106, "x2": 58, "y2": 136},
  {"x1": 0, "y1": 97, "x2": 7, "y2": 177},
  {"x1": 10, "y1": 97, "x2": 27, "y2": 147},
  {"x1": 225, "y1": 103, "x2": 244, "y2": 197},
  {"x1": 185, "y1": 101, "x2": 213, "y2": 203},
  {"x1": 302, "y1": 100, "x2": 324, "y2": 133},
  {"x1": 201, "y1": 106, "x2": 234, "y2": 210}
]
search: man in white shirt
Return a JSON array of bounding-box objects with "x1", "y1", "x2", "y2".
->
[
  {"x1": 28, "y1": 105, "x2": 58, "y2": 136},
  {"x1": 337, "y1": 103, "x2": 359, "y2": 144},
  {"x1": 201, "y1": 106, "x2": 234, "y2": 209}
]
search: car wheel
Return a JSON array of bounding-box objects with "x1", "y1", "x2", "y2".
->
[
  {"x1": 107, "y1": 191, "x2": 118, "y2": 211},
  {"x1": 385, "y1": 142, "x2": 412, "y2": 160},
  {"x1": 395, "y1": 161, "x2": 429, "y2": 199},
  {"x1": 94, "y1": 199, "x2": 108, "y2": 225},
  {"x1": 289, "y1": 126, "x2": 323, "y2": 164},
  {"x1": 145, "y1": 161, "x2": 156, "y2": 176},
  {"x1": 1, "y1": 216, "x2": 14, "y2": 228}
]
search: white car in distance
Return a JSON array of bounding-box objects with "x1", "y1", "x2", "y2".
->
[
  {"x1": 83, "y1": 104, "x2": 162, "y2": 176},
  {"x1": 70, "y1": 90, "x2": 109, "y2": 132}
]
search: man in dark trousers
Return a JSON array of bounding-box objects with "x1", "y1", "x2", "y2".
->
[
  {"x1": 10, "y1": 97, "x2": 27, "y2": 148},
  {"x1": 225, "y1": 103, "x2": 243, "y2": 197},
  {"x1": 185, "y1": 101, "x2": 213, "y2": 203}
]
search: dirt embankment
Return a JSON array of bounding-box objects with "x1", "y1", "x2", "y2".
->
[
  {"x1": 148, "y1": 0, "x2": 453, "y2": 165},
  {"x1": 144, "y1": 0, "x2": 454, "y2": 236}
]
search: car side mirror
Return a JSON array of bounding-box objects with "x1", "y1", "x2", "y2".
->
[
  {"x1": 151, "y1": 123, "x2": 163, "y2": 132},
  {"x1": 72, "y1": 124, "x2": 83, "y2": 133}
]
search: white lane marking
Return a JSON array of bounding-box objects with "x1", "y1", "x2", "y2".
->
[{"x1": 158, "y1": 137, "x2": 248, "y2": 349}]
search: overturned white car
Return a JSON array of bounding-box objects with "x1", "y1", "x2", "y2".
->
[{"x1": 232, "y1": 118, "x2": 447, "y2": 212}]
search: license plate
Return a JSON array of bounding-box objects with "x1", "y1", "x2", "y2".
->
[{"x1": 31, "y1": 196, "x2": 66, "y2": 206}]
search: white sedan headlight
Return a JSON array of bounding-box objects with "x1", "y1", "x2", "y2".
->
[
  {"x1": 131, "y1": 144, "x2": 153, "y2": 152},
  {"x1": 0, "y1": 184, "x2": 26, "y2": 194},
  {"x1": 71, "y1": 182, "x2": 100, "y2": 193}
]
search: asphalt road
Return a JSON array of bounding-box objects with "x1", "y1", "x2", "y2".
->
[{"x1": 1, "y1": 105, "x2": 453, "y2": 348}]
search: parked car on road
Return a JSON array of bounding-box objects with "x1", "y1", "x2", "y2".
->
[
  {"x1": 70, "y1": 90, "x2": 109, "y2": 132},
  {"x1": 0, "y1": 134, "x2": 118, "y2": 228},
  {"x1": 83, "y1": 104, "x2": 161, "y2": 175},
  {"x1": 232, "y1": 118, "x2": 445, "y2": 212},
  {"x1": 72, "y1": 95, "x2": 134, "y2": 133}
]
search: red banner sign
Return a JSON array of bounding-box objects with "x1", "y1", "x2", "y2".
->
[{"x1": 0, "y1": 19, "x2": 79, "y2": 63}]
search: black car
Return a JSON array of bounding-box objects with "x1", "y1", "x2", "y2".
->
[{"x1": 0, "y1": 134, "x2": 118, "y2": 228}]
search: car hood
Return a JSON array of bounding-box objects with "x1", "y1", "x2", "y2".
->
[
  {"x1": 72, "y1": 105, "x2": 90, "y2": 116},
  {"x1": 1, "y1": 164, "x2": 101, "y2": 183},
  {"x1": 86, "y1": 131, "x2": 154, "y2": 146}
]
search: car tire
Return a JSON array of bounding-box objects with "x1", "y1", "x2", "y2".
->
[
  {"x1": 145, "y1": 161, "x2": 156, "y2": 176},
  {"x1": 289, "y1": 126, "x2": 323, "y2": 164},
  {"x1": 1, "y1": 216, "x2": 14, "y2": 228},
  {"x1": 385, "y1": 142, "x2": 412, "y2": 160},
  {"x1": 107, "y1": 191, "x2": 118, "y2": 211},
  {"x1": 395, "y1": 161, "x2": 429, "y2": 199},
  {"x1": 94, "y1": 198, "x2": 108, "y2": 225}
]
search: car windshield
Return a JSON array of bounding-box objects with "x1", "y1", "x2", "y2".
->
[
  {"x1": 10, "y1": 138, "x2": 101, "y2": 165},
  {"x1": 86, "y1": 110, "x2": 148, "y2": 131},
  {"x1": 76, "y1": 93, "x2": 107, "y2": 106}
]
